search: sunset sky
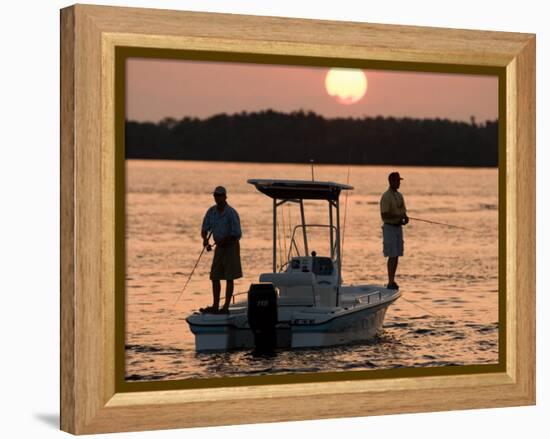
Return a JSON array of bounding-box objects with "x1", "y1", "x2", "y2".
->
[{"x1": 126, "y1": 58, "x2": 498, "y2": 123}]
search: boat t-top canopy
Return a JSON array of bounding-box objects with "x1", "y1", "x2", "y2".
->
[
  {"x1": 248, "y1": 178, "x2": 354, "y2": 297},
  {"x1": 247, "y1": 179, "x2": 353, "y2": 201}
]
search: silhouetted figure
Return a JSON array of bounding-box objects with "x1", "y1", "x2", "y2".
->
[
  {"x1": 380, "y1": 172, "x2": 408, "y2": 290},
  {"x1": 200, "y1": 186, "x2": 243, "y2": 313}
]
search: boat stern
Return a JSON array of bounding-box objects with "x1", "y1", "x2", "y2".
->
[{"x1": 185, "y1": 311, "x2": 253, "y2": 351}]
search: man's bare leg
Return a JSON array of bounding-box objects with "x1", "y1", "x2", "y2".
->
[
  {"x1": 221, "y1": 280, "x2": 234, "y2": 312},
  {"x1": 387, "y1": 256, "x2": 399, "y2": 285},
  {"x1": 211, "y1": 279, "x2": 221, "y2": 310}
]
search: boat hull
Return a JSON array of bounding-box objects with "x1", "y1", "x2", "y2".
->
[
  {"x1": 187, "y1": 300, "x2": 395, "y2": 352},
  {"x1": 291, "y1": 302, "x2": 389, "y2": 348}
]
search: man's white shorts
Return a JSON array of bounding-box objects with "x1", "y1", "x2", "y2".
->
[{"x1": 382, "y1": 223, "x2": 404, "y2": 257}]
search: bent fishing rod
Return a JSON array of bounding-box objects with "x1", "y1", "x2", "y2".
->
[
  {"x1": 407, "y1": 216, "x2": 477, "y2": 232},
  {"x1": 173, "y1": 231, "x2": 215, "y2": 306}
]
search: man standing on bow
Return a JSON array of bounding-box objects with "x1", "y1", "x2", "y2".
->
[
  {"x1": 380, "y1": 172, "x2": 408, "y2": 290},
  {"x1": 200, "y1": 186, "x2": 243, "y2": 314}
]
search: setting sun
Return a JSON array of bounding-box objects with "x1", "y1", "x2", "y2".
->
[{"x1": 325, "y1": 68, "x2": 368, "y2": 105}]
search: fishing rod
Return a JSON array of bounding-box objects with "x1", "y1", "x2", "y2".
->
[
  {"x1": 341, "y1": 146, "x2": 353, "y2": 266},
  {"x1": 407, "y1": 216, "x2": 477, "y2": 232},
  {"x1": 173, "y1": 231, "x2": 215, "y2": 306}
]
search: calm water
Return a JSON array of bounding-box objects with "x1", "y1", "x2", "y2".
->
[{"x1": 125, "y1": 160, "x2": 499, "y2": 381}]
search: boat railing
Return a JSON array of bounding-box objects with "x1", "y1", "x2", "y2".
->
[{"x1": 355, "y1": 291, "x2": 382, "y2": 305}]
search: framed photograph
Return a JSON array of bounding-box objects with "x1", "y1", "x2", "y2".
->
[{"x1": 60, "y1": 4, "x2": 535, "y2": 435}]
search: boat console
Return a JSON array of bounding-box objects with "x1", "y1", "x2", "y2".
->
[{"x1": 259, "y1": 254, "x2": 338, "y2": 307}]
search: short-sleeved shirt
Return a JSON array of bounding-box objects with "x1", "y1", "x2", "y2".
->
[
  {"x1": 201, "y1": 204, "x2": 242, "y2": 242},
  {"x1": 380, "y1": 188, "x2": 407, "y2": 225}
]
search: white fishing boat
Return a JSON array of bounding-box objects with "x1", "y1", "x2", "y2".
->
[{"x1": 186, "y1": 178, "x2": 400, "y2": 352}]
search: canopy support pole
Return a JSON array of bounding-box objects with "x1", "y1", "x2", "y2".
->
[
  {"x1": 335, "y1": 198, "x2": 342, "y2": 306},
  {"x1": 299, "y1": 199, "x2": 309, "y2": 256},
  {"x1": 273, "y1": 198, "x2": 277, "y2": 272},
  {"x1": 329, "y1": 201, "x2": 334, "y2": 258}
]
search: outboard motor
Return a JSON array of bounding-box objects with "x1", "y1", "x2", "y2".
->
[{"x1": 247, "y1": 283, "x2": 278, "y2": 352}]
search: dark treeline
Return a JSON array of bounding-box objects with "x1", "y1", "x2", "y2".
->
[{"x1": 125, "y1": 110, "x2": 498, "y2": 167}]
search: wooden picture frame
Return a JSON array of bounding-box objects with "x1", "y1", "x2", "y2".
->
[{"x1": 60, "y1": 4, "x2": 535, "y2": 435}]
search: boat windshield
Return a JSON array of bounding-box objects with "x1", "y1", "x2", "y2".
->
[{"x1": 288, "y1": 224, "x2": 337, "y2": 261}]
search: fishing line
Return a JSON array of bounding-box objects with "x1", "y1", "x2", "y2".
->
[
  {"x1": 276, "y1": 214, "x2": 284, "y2": 270},
  {"x1": 281, "y1": 203, "x2": 288, "y2": 265},
  {"x1": 408, "y1": 216, "x2": 477, "y2": 232},
  {"x1": 287, "y1": 206, "x2": 292, "y2": 259},
  {"x1": 341, "y1": 146, "x2": 353, "y2": 266},
  {"x1": 288, "y1": 205, "x2": 297, "y2": 258},
  {"x1": 399, "y1": 295, "x2": 449, "y2": 320}
]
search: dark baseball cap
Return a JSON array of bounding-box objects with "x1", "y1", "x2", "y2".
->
[
  {"x1": 212, "y1": 186, "x2": 227, "y2": 195},
  {"x1": 388, "y1": 172, "x2": 404, "y2": 181}
]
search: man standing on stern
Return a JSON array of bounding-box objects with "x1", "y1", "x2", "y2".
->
[
  {"x1": 200, "y1": 186, "x2": 243, "y2": 314},
  {"x1": 380, "y1": 172, "x2": 408, "y2": 290}
]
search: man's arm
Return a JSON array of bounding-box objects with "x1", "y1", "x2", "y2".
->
[
  {"x1": 201, "y1": 209, "x2": 211, "y2": 245},
  {"x1": 402, "y1": 195, "x2": 409, "y2": 224},
  {"x1": 230, "y1": 209, "x2": 242, "y2": 240},
  {"x1": 380, "y1": 193, "x2": 407, "y2": 224},
  {"x1": 381, "y1": 212, "x2": 407, "y2": 223},
  {"x1": 218, "y1": 209, "x2": 242, "y2": 246},
  {"x1": 201, "y1": 230, "x2": 209, "y2": 246}
]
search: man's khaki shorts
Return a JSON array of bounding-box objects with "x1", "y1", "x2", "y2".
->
[
  {"x1": 210, "y1": 240, "x2": 243, "y2": 280},
  {"x1": 382, "y1": 223, "x2": 404, "y2": 257}
]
